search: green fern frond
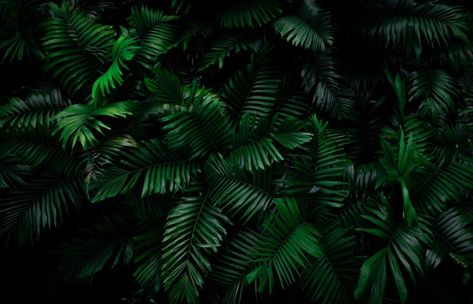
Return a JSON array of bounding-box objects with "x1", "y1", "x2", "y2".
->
[
  {"x1": 0, "y1": 89, "x2": 71, "y2": 131},
  {"x1": 41, "y1": 2, "x2": 114, "y2": 94},
  {"x1": 246, "y1": 198, "x2": 323, "y2": 293},
  {"x1": 274, "y1": 0, "x2": 333, "y2": 51},
  {"x1": 161, "y1": 190, "x2": 229, "y2": 304},
  {"x1": 88, "y1": 140, "x2": 200, "y2": 202},
  {"x1": 55, "y1": 100, "x2": 136, "y2": 149},
  {"x1": 92, "y1": 34, "x2": 138, "y2": 101}
]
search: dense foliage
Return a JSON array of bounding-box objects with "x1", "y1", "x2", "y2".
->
[{"x1": 2, "y1": 0, "x2": 473, "y2": 303}]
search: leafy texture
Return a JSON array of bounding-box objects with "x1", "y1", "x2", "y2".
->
[{"x1": 2, "y1": 1, "x2": 473, "y2": 304}]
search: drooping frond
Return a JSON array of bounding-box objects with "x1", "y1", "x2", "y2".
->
[
  {"x1": 0, "y1": 154, "x2": 30, "y2": 189},
  {"x1": 302, "y1": 55, "x2": 354, "y2": 119},
  {"x1": 41, "y1": 2, "x2": 114, "y2": 94},
  {"x1": 370, "y1": 1, "x2": 469, "y2": 52},
  {"x1": 428, "y1": 208, "x2": 473, "y2": 268},
  {"x1": 133, "y1": 225, "x2": 163, "y2": 293},
  {"x1": 0, "y1": 174, "x2": 83, "y2": 246},
  {"x1": 407, "y1": 70, "x2": 458, "y2": 119},
  {"x1": 274, "y1": 0, "x2": 333, "y2": 51},
  {"x1": 199, "y1": 35, "x2": 258, "y2": 71},
  {"x1": 413, "y1": 159, "x2": 473, "y2": 213}
]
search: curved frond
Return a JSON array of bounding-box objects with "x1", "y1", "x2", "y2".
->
[
  {"x1": 92, "y1": 35, "x2": 138, "y2": 100},
  {"x1": 302, "y1": 55, "x2": 354, "y2": 119},
  {"x1": 355, "y1": 203, "x2": 427, "y2": 304},
  {"x1": 161, "y1": 96, "x2": 232, "y2": 159},
  {"x1": 199, "y1": 35, "x2": 258, "y2": 71},
  {"x1": 206, "y1": 156, "x2": 273, "y2": 222},
  {"x1": 227, "y1": 115, "x2": 284, "y2": 172},
  {"x1": 0, "y1": 174, "x2": 83, "y2": 246},
  {"x1": 210, "y1": 230, "x2": 260, "y2": 304},
  {"x1": 222, "y1": 61, "x2": 281, "y2": 120},
  {"x1": 161, "y1": 191, "x2": 229, "y2": 304},
  {"x1": 408, "y1": 70, "x2": 458, "y2": 119},
  {"x1": 282, "y1": 115, "x2": 348, "y2": 208},
  {"x1": 55, "y1": 100, "x2": 136, "y2": 149},
  {"x1": 129, "y1": 6, "x2": 178, "y2": 69},
  {"x1": 300, "y1": 227, "x2": 357, "y2": 304},
  {"x1": 274, "y1": 1, "x2": 333, "y2": 51},
  {"x1": 371, "y1": 1, "x2": 469, "y2": 52},
  {"x1": 246, "y1": 198, "x2": 323, "y2": 293},
  {"x1": 41, "y1": 2, "x2": 114, "y2": 94}
]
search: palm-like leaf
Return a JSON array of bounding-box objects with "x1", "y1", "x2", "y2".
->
[
  {"x1": 92, "y1": 34, "x2": 138, "y2": 100},
  {"x1": 302, "y1": 55, "x2": 354, "y2": 119},
  {"x1": 0, "y1": 174, "x2": 83, "y2": 245},
  {"x1": 282, "y1": 115, "x2": 348, "y2": 208},
  {"x1": 88, "y1": 139, "x2": 200, "y2": 202},
  {"x1": 246, "y1": 198, "x2": 323, "y2": 293},
  {"x1": 226, "y1": 115, "x2": 285, "y2": 172},
  {"x1": 274, "y1": 0, "x2": 333, "y2": 51},
  {"x1": 300, "y1": 226, "x2": 357, "y2": 304},
  {"x1": 161, "y1": 94, "x2": 232, "y2": 159},
  {"x1": 59, "y1": 211, "x2": 135, "y2": 281},
  {"x1": 41, "y1": 2, "x2": 114, "y2": 94},
  {"x1": 206, "y1": 156, "x2": 273, "y2": 222},
  {"x1": 408, "y1": 70, "x2": 458, "y2": 119},
  {"x1": 413, "y1": 160, "x2": 473, "y2": 213},
  {"x1": 161, "y1": 190, "x2": 229, "y2": 304},
  {"x1": 0, "y1": 154, "x2": 30, "y2": 189},
  {"x1": 199, "y1": 35, "x2": 258, "y2": 71},
  {"x1": 428, "y1": 208, "x2": 473, "y2": 268},
  {"x1": 144, "y1": 68, "x2": 184, "y2": 105},
  {"x1": 379, "y1": 131, "x2": 423, "y2": 225},
  {"x1": 0, "y1": 89, "x2": 71, "y2": 131},
  {"x1": 55, "y1": 100, "x2": 136, "y2": 149},
  {"x1": 210, "y1": 230, "x2": 260, "y2": 304},
  {"x1": 133, "y1": 225, "x2": 163, "y2": 293},
  {"x1": 221, "y1": 60, "x2": 282, "y2": 120},
  {"x1": 370, "y1": 1, "x2": 469, "y2": 52},
  {"x1": 355, "y1": 202, "x2": 427, "y2": 304},
  {"x1": 129, "y1": 6, "x2": 178, "y2": 69}
]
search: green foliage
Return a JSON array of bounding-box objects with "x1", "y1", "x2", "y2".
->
[
  {"x1": 274, "y1": 0, "x2": 333, "y2": 51},
  {"x1": 220, "y1": 0, "x2": 283, "y2": 29},
  {"x1": 1, "y1": 0, "x2": 473, "y2": 303},
  {"x1": 246, "y1": 198, "x2": 323, "y2": 293},
  {"x1": 41, "y1": 2, "x2": 114, "y2": 94},
  {"x1": 55, "y1": 100, "x2": 136, "y2": 149},
  {"x1": 91, "y1": 34, "x2": 138, "y2": 101},
  {"x1": 161, "y1": 190, "x2": 229, "y2": 303}
]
